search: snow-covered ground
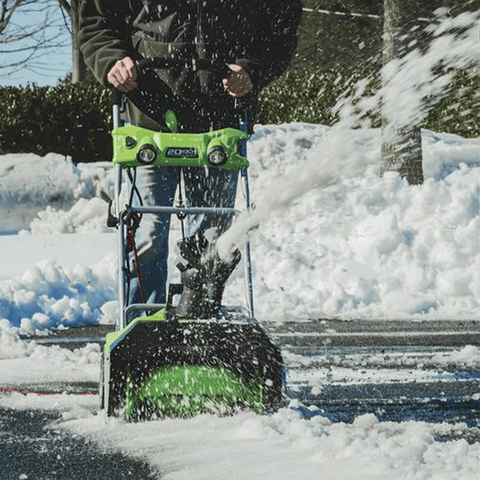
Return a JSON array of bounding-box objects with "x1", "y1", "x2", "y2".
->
[
  {"x1": 1, "y1": 123, "x2": 478, "y2": 479},
  {"x1": 2, "y1": 388, "x2": 479, "y2": 480},
  {"x1": 1, "y1": 126, "x2": 478, "y2": 330},
  {"x1": 1, "y1": 9, "x2": 479, "y2": 479}
]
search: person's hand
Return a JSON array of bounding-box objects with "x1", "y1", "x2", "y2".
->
[
  {"x1": 107, "y1": 57, "x2": 138, "y2": 92},
  {"x1": 223, "y1": 64, "x2": 253, "y2": 98}
]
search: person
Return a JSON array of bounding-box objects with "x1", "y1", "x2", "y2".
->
[{"x1": 79, "y1": 0, "x2": 302, "y2": 315}]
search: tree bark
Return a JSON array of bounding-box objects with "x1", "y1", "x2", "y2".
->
[
  {"x1": 70, "y1": 3, "x2": 87, "y2": 83},
  {"x1": 58, "y1": 0, "x2": 88, "y2": 83},
  {"x1": 381, "y1": 0, "x2": 424, "y2": 185}
]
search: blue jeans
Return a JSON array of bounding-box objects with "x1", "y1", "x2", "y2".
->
[{"x1": 129, "y1": 166, "x2": 239, "y2": 304}]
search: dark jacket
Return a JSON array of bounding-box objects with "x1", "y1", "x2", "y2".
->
[{"x1": 79, "y1": 0, "x2": 302, "y2": 131}]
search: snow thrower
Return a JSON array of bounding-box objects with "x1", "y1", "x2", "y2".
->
[{"x1": 100, "y1": 58, "x2": 284, "y2": 420}]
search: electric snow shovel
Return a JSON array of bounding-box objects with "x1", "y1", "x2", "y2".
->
[{"x1": 100, "y1": 58, "x2": 285, "y2": 420}]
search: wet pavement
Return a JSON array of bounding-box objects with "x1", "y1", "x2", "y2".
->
[
  {"x1": 267, "y1": 319, "x2": 480, "y2": 429},
  {"x1": 2, "y1": 318, "x2": 479, "y2": 478},
  {"x1": 0, "y1": 408, "x2": 155, "y2": 480}
]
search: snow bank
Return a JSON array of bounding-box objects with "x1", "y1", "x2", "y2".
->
[
  {"x1": 0, "y1": 154, "x2": 115, "y2": 232},
  {"x1": 0, "y1": 257, "x2": 117, "y2": 332},
  {"x1": 0, "y1": 124, "x2": 478, "y2": 330},
  {"x1": 244, "y1": 128, "x2": 479, "y2": 321}
]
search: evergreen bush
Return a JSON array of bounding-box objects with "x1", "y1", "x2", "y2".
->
[
  {"x1": 0, "y1": 83, "x2": 111, "y2": 164},
  {"x1": 423, "y1": 68, "x2": 480, "y2": 139},
  {"x1": 0, "y1": 67, "x2": 477, "y2": 163},
  {"x1": 260, "y1": 66, "x2": 479, "y2": 138}
]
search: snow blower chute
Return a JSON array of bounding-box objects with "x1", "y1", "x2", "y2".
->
[{"x1": 100, "y1": 58, "x2": 284, "y2": 420}]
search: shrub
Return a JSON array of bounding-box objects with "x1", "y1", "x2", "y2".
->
[
  {"x1": 259, "y1": 67, "x2": 371, "y2": 126},
  {"x1": 0, "y1": 67, "x2": 477, "y2": 163},
  {"x1": 259, "y1": 66, "x2": 479, "y2": 138},
  {"x1": 0, "y1": 83, "x2": 112, "y2": 164}
]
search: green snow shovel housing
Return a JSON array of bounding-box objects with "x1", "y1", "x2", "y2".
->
[
  {"x1": 102, "y1": 311, "x2": 284, "y2": 419},
  {"x1": 100, "y1": 58, "x2": 285, "y2": 420}
]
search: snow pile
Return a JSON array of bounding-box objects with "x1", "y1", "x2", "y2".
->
[
  {"x1": 29, "y1": 197, "x2": 111, "y2": 234},
  {"x1": 432, "y1": 345, "x2": 480, "y2": 367},
  {"x1": 241, "y1": 127, "x2": 479, "y2": 321},
  {"x1": 0, "y1": 319, "x2": 29, "y2": 359},
  {"x1": 0, "y1": 258, "x2": 117, "y2": 333},
  {"x1": 0, "y1": 316, "x2": 100, "y2": 386},
  {"x1": 0, "y1": 154, "x2": 116, "y2": 232},
  {"x1": 0, "y1": 124, "x2": 478, "y2": 330},
  {"x1": 0, "y1": 154, "x2": 81, "y2": 209},
  {"x1": 0, "y1": 316, "x2": 101, "y2": 385},
  {"x1": 0, "y1": 341, "x2": 101, "y2": 385}
]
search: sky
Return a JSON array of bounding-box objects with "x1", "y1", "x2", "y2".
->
[{"x1": 0, "y1": 5, "x2": 71, "y2": 86}]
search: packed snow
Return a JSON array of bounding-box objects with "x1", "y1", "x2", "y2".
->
[
  {"x1": 1, "y1": 391, "x2": 479, "y2": 480},
  {"x1": 1, "y1": 9, "x2": 479, "y2": 480}
]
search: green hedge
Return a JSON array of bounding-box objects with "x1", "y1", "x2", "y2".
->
[
  {"x1": 259, "y1": 67, "x2": 479, "y2": 139},
  {"x1": 0, "y1": 67, "x2": 477, "y2": 163},
  {"x1": 259, "y1": 67, "x2": 373, "y2": 126},
  {"x1": 423, "y1": 68, "x2": 480, "y2": 138},
  {"x1": 0, "y1": 83, "x2": 112, "y2": 164}
]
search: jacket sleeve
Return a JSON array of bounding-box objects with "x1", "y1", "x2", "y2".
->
[
  {"x1": 79, "y1": 0, "x2": 133, "y2": 87},
  {"x1": 235, "y1": 0, "x2": 302, "y2": 90}
]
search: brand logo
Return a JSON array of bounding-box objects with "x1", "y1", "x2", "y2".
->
[{"x1": 165, "y1": 147, "x2": 198, "y2": 158}]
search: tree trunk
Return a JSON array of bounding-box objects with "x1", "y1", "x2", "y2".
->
[
  {"x1": 381, "y1": 0, "x2": 424, "y2": 185},
  {"x1": 70, "y1": 2, "x2": 88, "y2": 83}
]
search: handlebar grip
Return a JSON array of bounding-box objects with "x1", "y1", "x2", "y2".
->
[
  {"x1": 112, "y1": 89, "x2": 122, "y2": 107},
  {"x1": 111, "y1": 58, "x2": 233, "y2": 110}
]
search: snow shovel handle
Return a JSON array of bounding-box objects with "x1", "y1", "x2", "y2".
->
[
  {"x1": 111, "y1": 58, "x2": 232, "y2": 107},
  {"x1": 135, "y1": 57, "x2": 232, "y2": 77},
  {"x1": 111, "y1": 58, "x2": 233, "y2": 107}
]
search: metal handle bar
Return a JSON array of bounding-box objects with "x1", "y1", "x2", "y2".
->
[
  {"x1": 135, "y1": 57, "x2": 232, "y2": 77},
  {"x1": 112, "y1": 57, "x2": 232, "y2": 106}
]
